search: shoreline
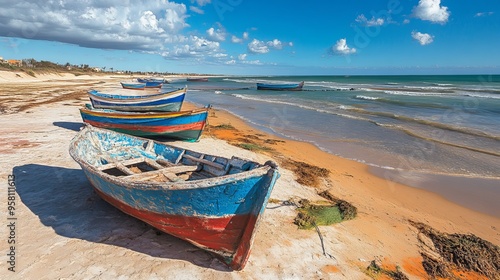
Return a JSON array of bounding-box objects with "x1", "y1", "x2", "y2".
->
[
  {"x1": 1, "y1": 71, "x2": 498, "y2": 278},
  {"x1": 200, "y1": 104, "x2": 500, "y2": 237}
]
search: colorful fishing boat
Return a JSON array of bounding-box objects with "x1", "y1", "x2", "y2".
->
[
  {"x1": 79, "y1": 104, "x2": 209, "y2": 141},
  {"x1": 137, "y1": 77, "x2": 167, "y2": 84},
  {"x1": 88, "y1": 87, "x2": 187, "y2": 112},
  {"x1": 144, "y1": 81, "x2": 163, "y2": 88},
  {"x1": 69, "y1": 125, "x2": 280, "y2": 270},
  {"x1": 256, "y1": 81, "x2": 304, "y2": 91},
  {"x1": 120, "y1": 82, "x2": 146, "y2": 90}
]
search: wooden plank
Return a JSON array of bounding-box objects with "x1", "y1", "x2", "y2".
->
[
  {"x1": 98, "y1": 157, "x2": 145, "y2": 171},
  {"x1": 115, "y1": 163, "x2": 135, "y2": 175},
  {"x1": 126, "y1": 165, "x2": 199, "y2": 180},
  {"x1": 157, "y1": 158, "x2": 175, "y2": 167},
  {"x1": 183, "y1": 154, "x2": 225, "y2": 169},
  {"x1": 144, "y1": 158, "x2": 165, "y2": 170}
]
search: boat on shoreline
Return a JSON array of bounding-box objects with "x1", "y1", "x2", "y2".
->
[
  {"x1": 69, "y1": 125, "x2": 280, "y2": 270},
  {"x1": 79, "y1": 104, "x2": 209, "y2": 141},
  {"x1": 120, "y1": 82, "x2": 146, "y2": 90},
  {"x1": 256, "y1": 81, "x2": 304, "y2": 91},
  {"x1": 87, "y1": 87, "x2": 187, "y2": 112}
]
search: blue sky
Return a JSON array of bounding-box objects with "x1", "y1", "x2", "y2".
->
[{"x1": 0, "y1": 0, "x2": 499, "y2": 75}]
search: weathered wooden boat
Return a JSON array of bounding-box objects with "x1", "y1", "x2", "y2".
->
[
  {"x1": 79, "y1": 104, "x2": 209, "y2": 141},
  {"x1": 256, "y1": 81, "x2": 304, "y2": 91},
  {"x1": 137, "y1": 78, "x2": 166, "y2": 83},
  {"x1": 88, "y1": 87, "x2": 187, "y2": 112},
  {"x1": 120, "y1": 82, "x2": 146, "y2": 90},
  {"x1": 69, "y1": 125, "x2": 280, "y2": 270},
  {"x1": 187, "y1": 77, "x2": 209, "y2": 82},
  {"x1": 144, "y1": 81, "x2": 163, "y2": 88}
]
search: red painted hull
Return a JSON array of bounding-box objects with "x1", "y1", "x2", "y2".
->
[{"x1": 93, "y1": 186, "x2": 257, "y2": 270}]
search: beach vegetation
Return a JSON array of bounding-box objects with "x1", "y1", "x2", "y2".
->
[
  {"x1": 410, "y1": 220, "x2": 500, "y2": 280},
  {"x1": 236, "y1": 143, "x2": 273, "y2": 152},
  {"x1": 213, "y1": 123, "x2": 235, "y2": 130},
  {"x1": 280, "y1": 159, "x2": 330, "y2": 188},
  {"x1": 364, "y1": 260, "x2": 409, "y2": 280},
  {"x1": 293, "y1": 195, "x2": 357, "y2": 230}
]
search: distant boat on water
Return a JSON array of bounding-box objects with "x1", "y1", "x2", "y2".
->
[
  {"x1": 137, "y1": 77, "x2": 166, "y2": 83},
  {"x1": 69, "y1": 125, "x2": 280, "y2": 270},
  {"x1": 88, "y1": 87, "x2": 187, "y2": 112},
  {"x1": 187, "y1": 77, "x2": 209, "y2": 82},
  {"x1": 120, "y1": 82, "x2": 146, "y2": 90},
  {"x1": 80, "y1": 104, "x2": 209, "y2": 141},
  {"x1": 256, "y1": 81, "x2": 304, "y2": 91}
]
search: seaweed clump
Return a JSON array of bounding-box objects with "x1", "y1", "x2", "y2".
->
[
  {"x1": 293, "y1": 191, "x2": 357, "y2": 230},
  {"x1": 280, "y1": 159, "x2": 330, "y2": 188},
  {"x1": 365, "y1": 260, "x2": 409, "y2": 280},
  {"x1": 410, "y1": 220, "x2": 500, "y2": 279}
]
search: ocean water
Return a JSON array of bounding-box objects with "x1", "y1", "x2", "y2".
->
[{"x1": 167, "y1": 75, "x2": 500, "y2": 179}]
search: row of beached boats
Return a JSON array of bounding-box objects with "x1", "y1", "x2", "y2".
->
[{"x1": 69, "y1": 82, "x2": 280, "y2": 270}]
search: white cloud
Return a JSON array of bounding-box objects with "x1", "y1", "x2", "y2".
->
[
  {"x1": 0, "y1": 1, "x2": 189, "y2": 51},
  {"x1": 247, "y1": 38, "x2": 289, "y2": 54},
  {"x1": 403, "y1": 19, "x2": 410, "y2": 24},
  {"x1": 355, "y1": 14, "x2": 384, "y2": 26},
  {"x1": 411, "y1": 31, "x2": 434, "y2": 45},
  {"x1": 247, "y1": 39, "x2": 269, "y2": 54},
  {"x1": 289, "y1": 42, "x2": 293, "y2": 47},
  {"x1": 238, "y1": 54, "x2": 247, "y2": 60},
  {"x1": 190, "y1": 6, "x2": 204, "y2": 14},
  {"x1": 231, "y1": 32, "x2": 249, "y2": 43},
  {"x1": 412, "y1": 0, "x2": 450, "y2": 24},
  {"x1": 331, "y1": 38, "x2": 356, "y2": 55},
  {"x1": 206, "y1": 27, "x2": 226, "y2": 42},
  {"x1": 164, "y1": 35, "x2": 222, "y2": 59},
  {"x1": 475, "y1": 12, "x2": 494, "y2": 17},
  {"x1": 231, "y1": 36, "x2": 243, "y2": 43},
  {"x1": 225, "y1": 59, "x2": 236, "y2": 65},
  {"x1": 267, "y1": 39, "x2": 283, "y2": 50}
]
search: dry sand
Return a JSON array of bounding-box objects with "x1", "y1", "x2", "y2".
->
[{"x1": 0, "y1": 71, "x2": 498, "y2": 279}]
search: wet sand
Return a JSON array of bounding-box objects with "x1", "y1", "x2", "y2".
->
[{"x1": 0, "y1": 70, "x2": 498, "y2": 279}]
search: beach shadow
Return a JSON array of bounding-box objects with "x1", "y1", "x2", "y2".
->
[
  {"x1": 13, "y1": 164, "x2": 231, "y2": 271},
  {"x1": 53, "y1": 121, "x2": 83, "y2": 132}
]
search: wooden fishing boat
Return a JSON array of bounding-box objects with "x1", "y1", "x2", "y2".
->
[
  {"x1": 187, "y1": 77, "x2": 209, "y2": 82},
  {"x1": 137, "y1": 78, "x2": 166, "y2": 84},
  {"x1": 256, "y1": 81, "x2": 304, "y2": 91},
  {"x1": 120, "y1": 82, "x2": 146, "y2": 90},
  {"x1": 144, "y1": 81, "x2": 163, "y2": 88},
  {"x1": 79, "y1": 104, "x2": 209, "y2": 141},
  {"x1": 88, "y1": 87, "x2": 187, "y2": 112},
  {"x1": 69, "y1": 125, "x2": 280, "y2": 270}
]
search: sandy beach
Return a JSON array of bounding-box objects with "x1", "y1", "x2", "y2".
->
[{"x1": 1, "y1": 71, "x2": 498, "y2": 279}]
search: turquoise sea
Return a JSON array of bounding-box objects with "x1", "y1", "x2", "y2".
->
[{"x1": 166, "y1": 75, "x2": 500, "y2": 215}]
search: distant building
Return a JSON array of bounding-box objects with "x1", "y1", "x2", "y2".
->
[
  {"x1": 92, "y1": 67, "x2": 102, "y2": 72},
  {"x1": 7, "y1": 59, "x2": 22, "y2": 66}
]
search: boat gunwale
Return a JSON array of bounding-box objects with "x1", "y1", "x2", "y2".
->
[
  {"x1": 80, "y1": 105, "x2": 209, "y2": 119},
  {"x1": 69, "y1": 126, "x2": 277, "y2": 191},
  {"x1": 88, "y1": 87, "x2": 187, "y2": 102}
]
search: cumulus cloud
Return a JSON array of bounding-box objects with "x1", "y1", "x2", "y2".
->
[
  {"x1": 206, "y1": 27, "x2": 226, "y2": 42},
  {"x1": 0, "y1": 1, "x2": 190, "y2": 51},
  {"x1": 412, "y1": 0, "x2": 450, "y2": 24},
  {"x1": 411, "y1": 31, "x2": 434, "y2": 45},
  {"x1": 162, "y1": 35, "x2": 223, "y2": 59},
  {"x1": 190, "y1": 6, "x2": 204, "y2": 14},
  {"x1": 238, "y1": 53, "x2": 247, "y2": 60},
  {"x1": 331, "y1": 38, "x2": 356, "y2": 55},
  {"x1": 248, "y1": 39, "x2": 269, "y2": 54},
  {"x1": 231, "y1": 32, "x2": 249, "y2": 43},
  {"x1": 247, "y1": 38, "x2": 289, "y2": 54},
  {"x1": 355, "y1": 14, "x2": 385, "y2": 26}
]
